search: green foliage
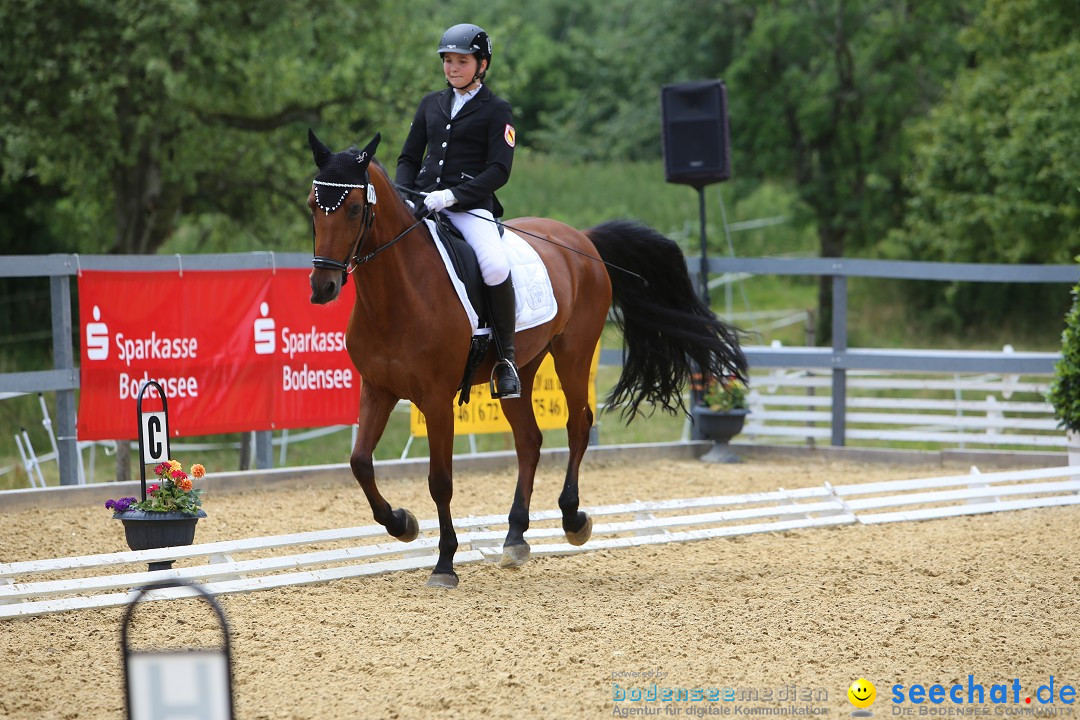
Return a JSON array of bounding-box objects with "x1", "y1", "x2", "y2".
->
[
  {"x1": 722, "y1": 0, "x2": 973, "y2": 341},
  {"x1": 499, "y1": 153, "x2": 815, "y2": 259},
  {"x1": 885, "y1": 0, "x2": 1080, "y2": 326},
  {"x1": 725, "y1": 1, "x2": 970, "y2": 251},
  {"x1": 701, "y1": 377, "x2": 748, "y2": 412},
  {"x1": 1048, "y1": 278, "x2": 1080, "y2": 433},
  {"x1": 105, "y1": 460, "x2": 205, "y2": 515},
  {"x1": 138, "y1": 460, "x2": 205, "y2": 515},
  {"x1": 0, "y1": 0, "x2": 433, "y2": 256}
]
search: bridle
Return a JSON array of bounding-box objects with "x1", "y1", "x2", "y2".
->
[
  {"x1": 311, "y1": 177, "x2": 377, "y2": 281},
  {"x1": 310, "y1": 175, "x2": 433, "y2": 283}
]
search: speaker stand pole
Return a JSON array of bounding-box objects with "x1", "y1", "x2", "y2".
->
[
  {"x1": 691, "y1": 184, "x2": 709, "y2": 441},
  {"x1": 697, "y1": 185, "x2": 709, "y2": 306}
]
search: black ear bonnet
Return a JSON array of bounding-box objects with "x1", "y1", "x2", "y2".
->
[{"x1": 308, "y1": 130, "x2": 381, "y2": 213}]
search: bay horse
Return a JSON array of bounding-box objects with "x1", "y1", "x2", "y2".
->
[{"x1": 306, "y1": 130, "x2": 745, "y2": 588}]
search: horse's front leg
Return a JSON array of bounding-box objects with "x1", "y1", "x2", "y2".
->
[
  {"x1": 422, "y1": 402, "x2": 459, "y2": 588},
  {"x1": 350, "y1": 383, "x2": 418, "y2": 542}
]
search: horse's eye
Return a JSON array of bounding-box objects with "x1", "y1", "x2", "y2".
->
[{"x1": 348, "y1": 203, "x2": 363, "y2": 218}]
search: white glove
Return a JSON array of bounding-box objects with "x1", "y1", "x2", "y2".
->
[{"x1": 423, "y1": 189, "x2": 457, "y2": 213}]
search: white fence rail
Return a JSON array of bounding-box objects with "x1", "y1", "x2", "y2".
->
[
  {"x1": 742, "y1": 366, "x2": 1063, "y2": 450},
  {"x1": 2, "y1": 464, "x2": 1077, "y2": 619}
]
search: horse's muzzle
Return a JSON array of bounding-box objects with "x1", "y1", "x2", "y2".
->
[{"x1": 309, "y1": 270, "x2": 342, "y2": 305}]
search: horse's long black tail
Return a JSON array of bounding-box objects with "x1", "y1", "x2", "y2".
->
[{"x1": 586, "y1": 219, "x2": 747, "y2": 421}]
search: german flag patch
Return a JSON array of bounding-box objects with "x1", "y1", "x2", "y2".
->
[{"x1": 504, "y1": 124, "x2": 516, "y2": 148}]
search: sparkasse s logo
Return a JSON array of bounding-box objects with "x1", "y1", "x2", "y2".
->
[
  {"x1": 254, "y1": 302, "x2": 275, "y2": 355},
  {"x1": 86, "y1": 306, "x2": 109, "y2": 360}
]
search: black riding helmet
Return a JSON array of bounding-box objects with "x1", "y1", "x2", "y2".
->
[{"x1": 437, "y1": 23, "x2": 492, "y2": 82}]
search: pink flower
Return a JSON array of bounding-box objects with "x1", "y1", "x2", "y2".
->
[
  {"x1": 171, "y1": 470, "x2": 187, "y2": 482},
  {"x1": 147, "y1": 484, "x2": 159, "y2": 494}
]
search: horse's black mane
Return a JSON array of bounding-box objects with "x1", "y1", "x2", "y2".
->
[{"x1": 372, "y1": 157, "x2": 413, "y2": 208}]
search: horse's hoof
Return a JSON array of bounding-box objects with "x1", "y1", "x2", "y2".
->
[
  {"x1": 426, "y1": 572, "x2": 459, "y2": 589},
  {"x1": 395, "y1": 508, "x2": 419, "y2": 543},
  {"x1": 565, "y1": 513, "x2": 593, "y2": 546},
  {"x1": 500, "y1": 543, "x2": 531, "y2": 568}
]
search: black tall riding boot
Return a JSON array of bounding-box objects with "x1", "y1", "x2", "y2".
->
[{"x1": 488, "y1": 275, "x2": 521, "y2": 399}]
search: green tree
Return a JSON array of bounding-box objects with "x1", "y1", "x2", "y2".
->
[
  {"x1": 0, "y1": 0, "x2": 432, "y2": 257},
  {"x1": 885, "y1": 0, "x2": 1080, "y2": 330},
  {"x1": 0, "y1": 0, "x2": 438, "y2": 479},
  {"x1": 724, "y1": 0, "x2": 973, "y2": 341},
  {"x1": 451, "y1": 0, "x2": 975, "y2": 340}
]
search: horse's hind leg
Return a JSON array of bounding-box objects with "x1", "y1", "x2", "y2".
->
[
  {"x1": 498, "y1": 355, "x2": 545, "y2": 568},
  {"x1": 551, "y1": 337, "x2": 597, "y2": 546},
  {"x1": 350, "y1": 383, "x2": 418, "y2": 542}
]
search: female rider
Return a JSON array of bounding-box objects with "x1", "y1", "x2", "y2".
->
[{"x1": 396, "y1": 23, "x2": 520, "y2": 399}]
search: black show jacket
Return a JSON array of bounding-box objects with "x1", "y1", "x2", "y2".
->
[{"x1": 396, "y1": 85, "x2": 515, "y2": 216}]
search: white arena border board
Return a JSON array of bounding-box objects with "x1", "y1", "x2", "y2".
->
[{"x1": 1, "y1": 465, "x2": 1078, "y2": 620}]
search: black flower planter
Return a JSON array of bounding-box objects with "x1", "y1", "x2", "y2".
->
[
  {"x1": 693, "y1": 407, "x2": 748, "y2": 444},
  {"x1": 692, "y1": 407, "x2": 748, "y2": 463},
  {"x1": 114, "y1": 509, "x2": 207, "y2": 572}
]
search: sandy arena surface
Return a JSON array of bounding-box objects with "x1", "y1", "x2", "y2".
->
[{"x1": 1, "y1": 456, "x2": 1078, "y2": 719}]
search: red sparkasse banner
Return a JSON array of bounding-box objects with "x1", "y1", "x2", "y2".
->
[{"x1": 77, "y1": 269, "x2": 359, "y2": 440}]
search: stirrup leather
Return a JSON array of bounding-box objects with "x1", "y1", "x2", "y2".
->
[{"x1": 490, "y1": 359, "x2": 521, "y2": 399}]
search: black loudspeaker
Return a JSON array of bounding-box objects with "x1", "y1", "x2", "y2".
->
[{"x1": 661, "y1": 80, "x2": 731, "y2": 187}]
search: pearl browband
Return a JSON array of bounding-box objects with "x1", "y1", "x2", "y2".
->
[
  {"x1": 313, "y1": 180, "x2": 367, "y2": 188},
  {"x1": 312, "y1": 179, "x2": 377, "y2": 213}
]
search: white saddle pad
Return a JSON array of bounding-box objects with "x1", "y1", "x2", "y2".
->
[{"x1": 424, "y1": 219, "x2": 558, "y2": 334}]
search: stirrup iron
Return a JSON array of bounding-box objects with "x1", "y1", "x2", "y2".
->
[{"x1": 490, "y1": 359, "x2": 521, "y2": 399}]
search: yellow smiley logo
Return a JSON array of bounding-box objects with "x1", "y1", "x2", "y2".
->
[{"x1": 848, "y1": 678, "x2": 876, "y2": 709}]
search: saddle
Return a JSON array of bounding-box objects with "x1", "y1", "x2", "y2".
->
[
  {"x1": 429, "y1": 214, "x2": 493, "y2": 405},
  {"x1": 424, "y1": 213, "x2": 558, "y2": 405},
  {"x1": 430, "y1": 213, "x2": 488, "y2": 323}
]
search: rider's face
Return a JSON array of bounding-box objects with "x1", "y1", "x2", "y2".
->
[{"x1": 443, "y1": 52, "x2": 483, "y2": 90}]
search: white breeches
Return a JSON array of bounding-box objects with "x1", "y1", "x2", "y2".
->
[{"x1": 443, "y1": 208, "x2": 509, "y2": 285}]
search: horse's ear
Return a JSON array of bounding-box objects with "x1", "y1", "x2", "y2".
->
[
  {"x1": 308, "y1": 128, "x2": 332, "y2": 168},
  {"x1": 358, "y1": 133, "x2": 381, "y2": 163}
]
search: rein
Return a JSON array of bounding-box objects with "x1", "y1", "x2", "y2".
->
[{"x1": 352, "y1": 214, "x2": 431, "y2": 267}]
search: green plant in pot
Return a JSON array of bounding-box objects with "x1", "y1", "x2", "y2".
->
[
  {"x1": 702, "y1": 376, "x2": 748, "y2": 413},
  {"x1": 105, "y1": 460, "x2": 207, "y2": 571},
  {"x1": 1047, "y1": 278, "x2": 1080, "y2": 457},
  {"x1": 693, "y1": 376, "x2": 750, "y2": 457}
]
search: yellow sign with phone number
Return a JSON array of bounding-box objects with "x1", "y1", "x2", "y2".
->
[{"x1": 410, "y1": 344, "x2": 600, "y2": 436}]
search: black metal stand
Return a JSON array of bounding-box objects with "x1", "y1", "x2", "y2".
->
[
  {"x1": 135, "y1": 380, "x2": 171, "y2": 502},
  {"x1": 121, "y1": 580, "x2": 235, "y2": 720}
]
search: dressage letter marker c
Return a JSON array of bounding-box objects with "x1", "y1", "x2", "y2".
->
[{"x1": 140, "y1": 411, "x2": 169, "y2": 465}]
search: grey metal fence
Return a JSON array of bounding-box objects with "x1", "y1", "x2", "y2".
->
[{"x1": 1, "y1": 252, "x2": 1077, "y2": 485}]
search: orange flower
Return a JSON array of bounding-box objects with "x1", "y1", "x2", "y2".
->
[
  {"x1": 190, "y1": 464, "x2": 206, "y2": 479},
  {"x1": 176, "y1": 477, "x2": 193, "y2": 492}
]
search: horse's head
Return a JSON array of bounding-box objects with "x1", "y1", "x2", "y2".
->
[{"x1": 307, "y1": 129, "x2": 381, "y2": 304}]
